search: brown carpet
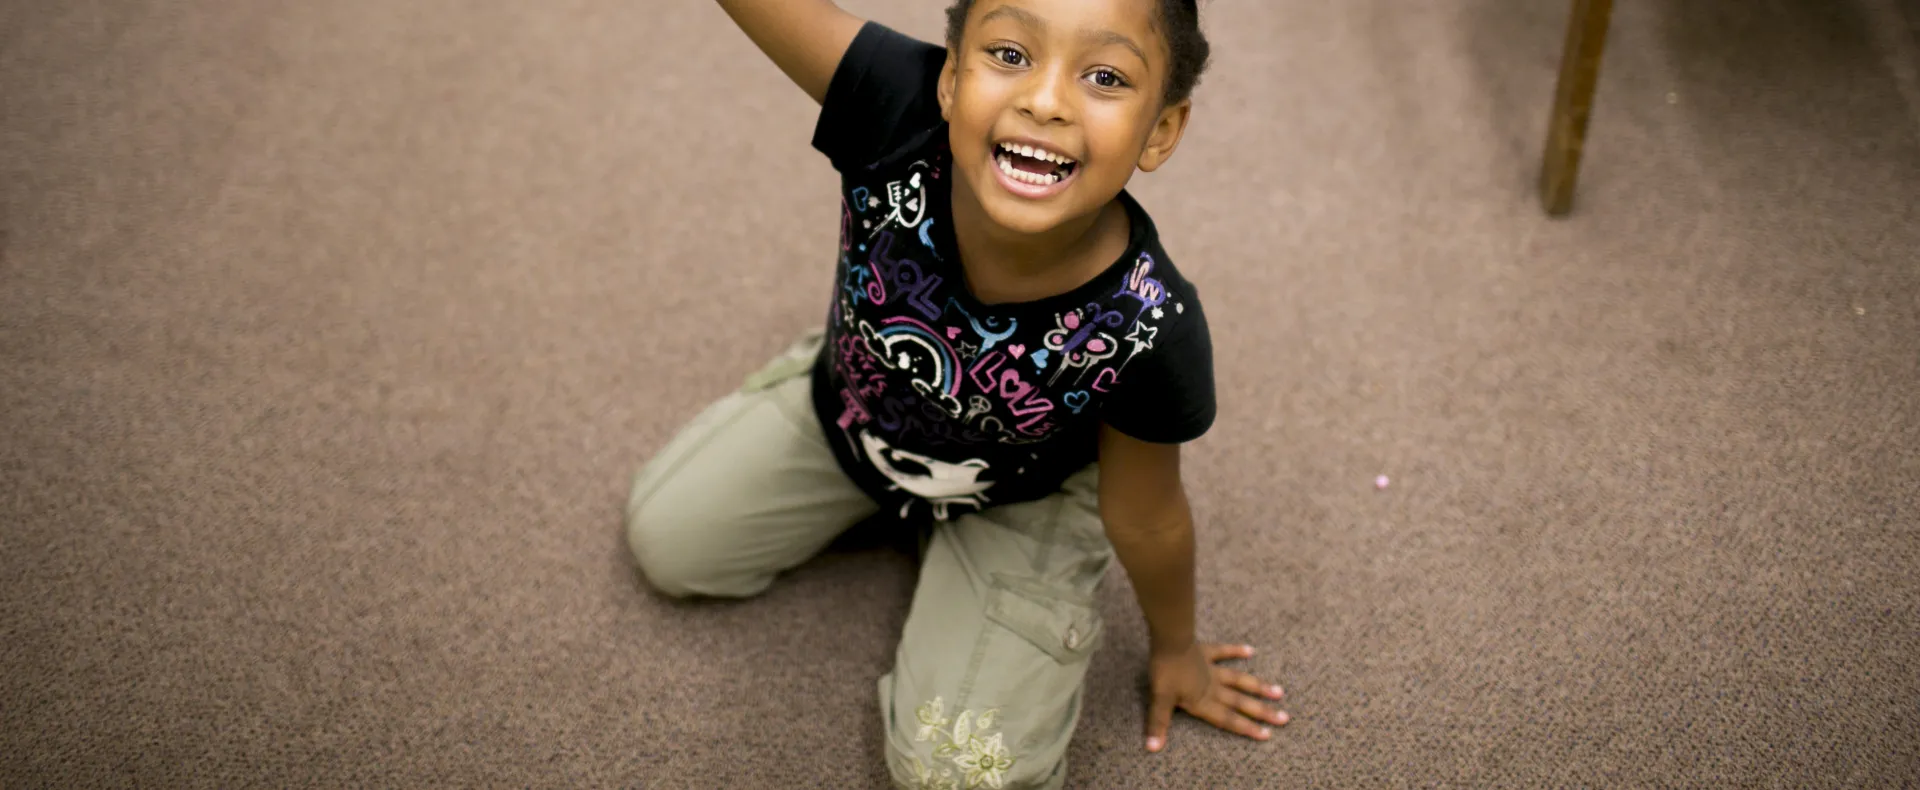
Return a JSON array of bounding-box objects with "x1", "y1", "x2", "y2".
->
[{"x1": 4, "y1": 0, "x2": 1917, "y2": 786}]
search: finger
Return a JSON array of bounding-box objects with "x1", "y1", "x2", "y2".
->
[
  {"x1": 1145, "y1": 691, "x2": 1177, "y2": 753},
  {"x1": 1219, "y1": 687, "x2": 1291, "y2": 727},
  {"x1": 1218, "y1": 667, "x2": 1286, "y2": 700},
  {"x1": 1191, "y1": 696, "x2": 1272, "y2": 741},
  {"x1": 1203, "y1": 642, "x2": 1258, "y2": 663}
]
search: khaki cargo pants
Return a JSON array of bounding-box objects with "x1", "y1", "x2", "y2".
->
[{"x1": 625, "y1": 331, "x2": 1115, "y2": 790}]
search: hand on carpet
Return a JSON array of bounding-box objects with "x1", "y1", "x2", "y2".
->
[{"x1": 1144, "y1": 642, "x2": 1289, "y2": 753}]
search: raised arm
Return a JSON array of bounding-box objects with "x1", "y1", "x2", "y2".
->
[{"x1": 715, "y1": 0, "x2": 865, "y2": 104}]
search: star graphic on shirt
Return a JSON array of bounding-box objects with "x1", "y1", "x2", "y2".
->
[
  {"x1": 868, "y1": 196, "x2": 881, "y2": 208},
  {"x1": 957, "y1": 341, "x2": 979, "y2": 359},
  {"x1": 1151, "y1": 306, "x2": 1165, "y2": 320},
  {"x1": 1124, "y1": 322, "x2": 1158, "y2": 357}
]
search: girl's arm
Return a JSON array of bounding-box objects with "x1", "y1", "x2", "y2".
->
[
  {"x1": 1097, "y1": 423, "x2": 1290, "y2": 753},
  {"x1": 714, "y1": 0, "x2": 865, "y2": 104},
  {"x1": 1097, "y1": 424, "x2": 1198, "y2": 656}
]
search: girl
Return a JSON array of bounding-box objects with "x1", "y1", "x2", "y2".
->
[{"x1": 626, "y1": 1, "x2": 1288, "y2": 786}]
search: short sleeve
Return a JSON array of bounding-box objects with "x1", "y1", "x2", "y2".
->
[
  {"x1": 811, "y1": 22, "x2": 949, "y2": 172},
  {"x1": 1100, "y1": 296, "x2": 1217, "y2": 444}
]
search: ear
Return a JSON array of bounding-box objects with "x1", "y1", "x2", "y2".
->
[
  {"x1": 938, "y1": 50, "x2": 958, "y2": 121},
  {"x1": 1136, "y1": 98, "x2": 1192, "y2": 173}
]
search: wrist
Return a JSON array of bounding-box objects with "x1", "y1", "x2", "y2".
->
[{"x1": 1148, "y1": 634, "x2": 1198, "y2": 660}]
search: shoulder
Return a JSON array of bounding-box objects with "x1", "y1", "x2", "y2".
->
[
  {"x1": 833, "y1": 21, "x2": 948, "y2": 91},
  {"x1": 812, "y1": 23, "x2": 950, "y2": 171},
  {"x1": 1116, "y1": 196, "x2": 1211, "y2": 339},
  {"x1": 1091, "y1": 196, "x2": 1217, "y2": 443},
  {"x1": 1127, "y1": 249, "x2": 1211, "y2": 363}
]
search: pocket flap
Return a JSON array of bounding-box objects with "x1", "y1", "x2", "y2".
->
[{"x1": 984, "y1": 574, "x2": 1103, "y2": 664}]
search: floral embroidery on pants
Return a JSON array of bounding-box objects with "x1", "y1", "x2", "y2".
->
[{"x1": 904, "y1": 696, "x2": 1015, "y2": 790}]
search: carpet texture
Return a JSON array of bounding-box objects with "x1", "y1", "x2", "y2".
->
[{"x1": 4, "y1": 0, "x2": 1917, "y2": 786}]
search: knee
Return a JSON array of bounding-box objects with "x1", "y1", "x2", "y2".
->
[
  {"x1": 624, "y1": 503, "x2": 697, "y2": 598},
  {"x1": 626, "y1": 493, "x2": 750, "y2": 599}
]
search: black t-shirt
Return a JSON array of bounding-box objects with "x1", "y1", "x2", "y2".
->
[{"x1": 808, "y1": 22, "x2": 1215, "y2": 522}]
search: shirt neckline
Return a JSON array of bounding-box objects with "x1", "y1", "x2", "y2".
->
[{"x1": 928, "y1": 158, "x2": 1156, "y2": 316}]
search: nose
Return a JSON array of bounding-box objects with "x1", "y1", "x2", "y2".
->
[{"x1": 1015, "y1": 64, "x2": 1074, "y2": 125}]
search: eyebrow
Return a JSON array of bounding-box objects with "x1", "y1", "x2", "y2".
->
[
  {"x1": 979, "y1": 5, "x2": 1043, "y2": 30},
  {"x1": 978, "y1": 5, "x2": 1150, "y2": 68},
  {"x1": 1086, "y1": 29, "x2": 1148, "y2": 67}
]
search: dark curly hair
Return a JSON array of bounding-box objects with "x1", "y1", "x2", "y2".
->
[{"x1": 944, "y1": 0, "x2": 1211, "y2": 105}]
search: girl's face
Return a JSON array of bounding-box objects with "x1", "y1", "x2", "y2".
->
[{"x1": 939, "y1": 0, "x2": 1191, "y2": 238}]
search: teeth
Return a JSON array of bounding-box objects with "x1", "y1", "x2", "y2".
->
[
  {"x1": 997, "y1": 154, "x2": 1064, "y2": 186},
  {"x1": 999, "y1": 143, "x2": 1076, "y2": 167}
]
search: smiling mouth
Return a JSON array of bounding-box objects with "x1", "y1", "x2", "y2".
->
[{"x1": 994, "y1": 142, "x2": 1079, "y2": 186}]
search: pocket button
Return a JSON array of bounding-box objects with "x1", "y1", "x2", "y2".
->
[{"x1": 1064, "y1": 627, "x2": 1082, "y2": 651}]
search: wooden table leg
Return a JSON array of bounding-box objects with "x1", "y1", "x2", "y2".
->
[{"x1": 1540, "y1": 0, "x2": 1614, "y2": 216}]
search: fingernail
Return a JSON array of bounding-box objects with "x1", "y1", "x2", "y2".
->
[
  {"x1": 1275, "y1": 711, "x2": 1291, "y2": 725},
  {"x1": 1258, "y1": 727, "x2": 1272, "y2": 739},
  {"x1": 1243, "y1": 645, "x2": 1257, "y2": 654},
  {"x1": 1145, "y1": 737, "x2": 1163, "y2": 752},
  {"x1": 1268, "y1": 685, "x2": 1284, "y2": 697}
]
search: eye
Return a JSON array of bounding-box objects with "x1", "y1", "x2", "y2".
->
[
  {"x1": 1087, "y1": 68, "x2": 1129, "y2": 89},
  {"x1": 986, "y1": 46, "x2": 1028, "y2": 67}
]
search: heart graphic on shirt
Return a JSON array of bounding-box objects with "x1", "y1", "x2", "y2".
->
[
  {"x1": 946, "y1": 326, "x2": 962, "y2": 340},
  {"x1": 1030, "y1": 349, "x2": 1050, "y2": 369},
  {"x1": 995, "y1": 371, "x2": 1034, "y2": 403},
  {"x1": 1091, "y1": 367, "x2": 1119, "y2": 392},
  {"x1": 1008, "y1": 344, "x2": 1026, "y2": 358},
  {"x1": 1063, "y1": 390, "x2": 1090, "y2": 413}
]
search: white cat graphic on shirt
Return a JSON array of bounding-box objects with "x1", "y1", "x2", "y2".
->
[{"x1": 859, "y1": 431, "x2": 992, "y2": 520}]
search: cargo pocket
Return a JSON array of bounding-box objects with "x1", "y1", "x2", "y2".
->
[
  {"x1": 947, "y1": 572, "x2": 1102, "y2": 777},
  {"x1": 984, "y1": 573, "x2": 1104, "y2": 664}
]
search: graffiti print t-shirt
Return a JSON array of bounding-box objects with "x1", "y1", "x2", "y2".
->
[{"x1": 808, "y1": 23, "x2": 1216, "y2": 522}]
